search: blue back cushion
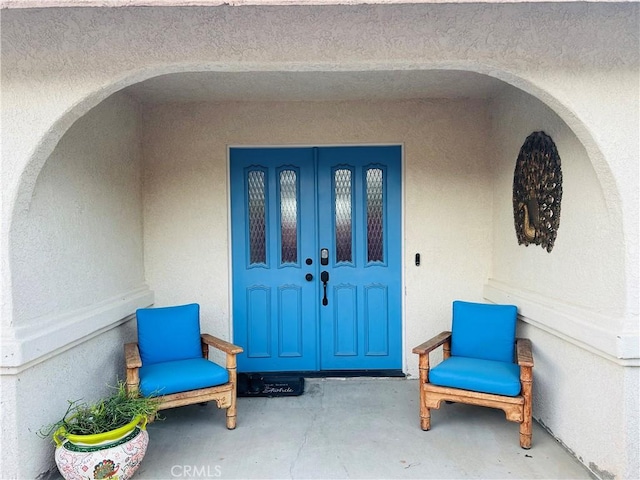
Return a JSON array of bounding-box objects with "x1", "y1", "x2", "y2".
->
[
  {"x1": 451, "y1": 300, "x2": 518, "y2": 363},
  {"x1": 136, "y1": 303, "x2": 202, "y2": 366}
]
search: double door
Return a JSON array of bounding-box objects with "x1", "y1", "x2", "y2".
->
[{"x1": 230, "y1": 146, "x2": 402, "y2": 372}]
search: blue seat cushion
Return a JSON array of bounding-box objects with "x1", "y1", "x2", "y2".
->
[
  {"x1": 451, "y1": 301, "x2": 518, "y2": 363},
  {"x1": 139, "y1": 358, "x2": 229, "y2": 397},
  {"x1": 137, "y1": 303, "x2": 202, "y2": 365},
  {"x1": 430, "y1": 356, "x2": 522, "y2": 396}
]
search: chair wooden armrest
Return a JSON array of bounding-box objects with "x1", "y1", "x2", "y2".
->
[
  {"x1": 516, "y1": 338, "x2": 534, "y2": 367},
  {"x1": 201, "y1": 334, "x2": 244, "y2": 355},
  {"x1": 125, "y1": 342, "x2": 142, "y2": 368},
  {"x1": 412, "y1": 331, "x2": 452, "y2": 355}
]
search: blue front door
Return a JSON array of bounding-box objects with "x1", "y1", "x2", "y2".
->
[{"x1": 231, "y1": 146, "x2": 401, "y2": 372}]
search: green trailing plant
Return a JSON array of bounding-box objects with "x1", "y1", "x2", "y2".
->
[{"x1": 38, "y1": 381, "x2": 160, "y2": 441}]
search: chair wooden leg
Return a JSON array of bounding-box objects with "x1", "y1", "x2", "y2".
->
[
  {"x1": 226, "y1": 351, "x2": 238, "y2": 430},
  {"x1": 520, "y1": 365, "x2": 533, "y2": 449},
  {"x1": 226, "y1": 408, "x2": 237, "y2": 430},
  {"x1": 520, "y1": 428, "x2": 531, "y2": 449},
  {"x1": 420, "y1": 409, "x2": 431, "y2": 431},
  {"x1": 417, "y1": 352, "x2": 432, "y2": 430}
]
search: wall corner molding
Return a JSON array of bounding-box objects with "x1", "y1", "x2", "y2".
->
[
  {"x1": 1, "y1": 285, "x2": 154, "y2": 374},
  {"x1": 484, "y1": 279, "x2": 639, "y2": 366}
]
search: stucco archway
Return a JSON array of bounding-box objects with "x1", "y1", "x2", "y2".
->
[
  {"x1": 4, "y1": 63, "x2": 628, "y2": 372},
  {"x1": 9, "y1": 63, "x2": 620, "y2": 221}
]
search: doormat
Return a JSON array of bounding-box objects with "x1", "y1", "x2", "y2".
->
[{"x1": 237, "y1": 373, "x2": 305, "y2": 397}]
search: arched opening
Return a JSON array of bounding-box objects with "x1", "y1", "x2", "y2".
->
[{"x1": 7, "y1": 66, "x2": 625, "y2": 363}]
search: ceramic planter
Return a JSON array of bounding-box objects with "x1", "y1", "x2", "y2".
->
[{"x1": 53, "y1": 415, "x2": 149, "y2": 480}]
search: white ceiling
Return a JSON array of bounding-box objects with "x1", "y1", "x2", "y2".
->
[{"x1": 123, "y1": 70, "x2": 510, "y2": 104}]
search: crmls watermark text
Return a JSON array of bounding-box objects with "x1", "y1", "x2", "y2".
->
[{"x1": 171, "y1": 465, "x2": 222, "y2": 478}]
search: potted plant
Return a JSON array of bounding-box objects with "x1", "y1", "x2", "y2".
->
[{"x1": 39, "y1": 381, "x2": 159, "y2": 480}]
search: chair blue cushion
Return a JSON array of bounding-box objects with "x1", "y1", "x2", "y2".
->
[
  {"x1": 139, "y1": 358, "x2": 229, "y2": 397},
  {"x1": 451, "y1": 301, "x2": 518, "y2": 363},
  {"x1": 137, "y1": 303, "x2": 202, "y2": 365},
  {"x1": 430, "y1": 356, "x2": 522, "y2": 396}
]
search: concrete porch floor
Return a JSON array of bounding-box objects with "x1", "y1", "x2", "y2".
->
[{"x1": 132, "y1": 378, "x2": 592, "y2": 479}]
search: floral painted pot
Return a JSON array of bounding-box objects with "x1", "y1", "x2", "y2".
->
[{"x1": 53, "y1": 415, "x2": 149, "y2": 480}]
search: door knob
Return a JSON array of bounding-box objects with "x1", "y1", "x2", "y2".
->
[{"x1": 305, "y1": 273, "x2": 314, "y2": 281}]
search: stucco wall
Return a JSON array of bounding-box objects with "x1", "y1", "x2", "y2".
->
[
  {"x1": 490, "y1": 87, "x2": 624, "y2": 315},
  {"x1": 1, "y1": 323, "x2": 137, "y2": 480},
  {"x1": 1, "y1": 3, "x2": 638, "y2": 479},
  {"x1": 518, "y1": 323, "x2": 639, "y2": 480},
  {"x1": 0, "y1": 93, "x2": 148, "y2": 479},
  {"x1": 11, "y1": 93, "x2": 146, "y2": 324},
  {"x1": 2, "y1": 91, "x2": 153, "y2": 368},
  {"x1": 141, "y1": 99, "x2": 494, "y2": 362},
  {"x1": 488, "y1": 85, "x2": 638, "y2": 478}
]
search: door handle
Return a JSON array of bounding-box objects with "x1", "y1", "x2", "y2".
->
[{"x1": 321, "y1": 271, "x2": 329, "y2": 306}]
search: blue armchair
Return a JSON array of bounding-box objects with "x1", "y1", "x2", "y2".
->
[
  {"x1": 412, "y1": 301, "x2": 534, "y2": 448},
  {"x1": 125, "y1": 303, "x2": 243, "y2": 429}
]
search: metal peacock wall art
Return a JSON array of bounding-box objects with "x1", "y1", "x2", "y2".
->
[{"x1": 512, "y1": 131, "x2": 563, "y2": 252}]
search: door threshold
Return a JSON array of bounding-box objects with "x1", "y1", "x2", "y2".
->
[{"x1": 240, "y1": 370, "x2": 405, "y2": 379}]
